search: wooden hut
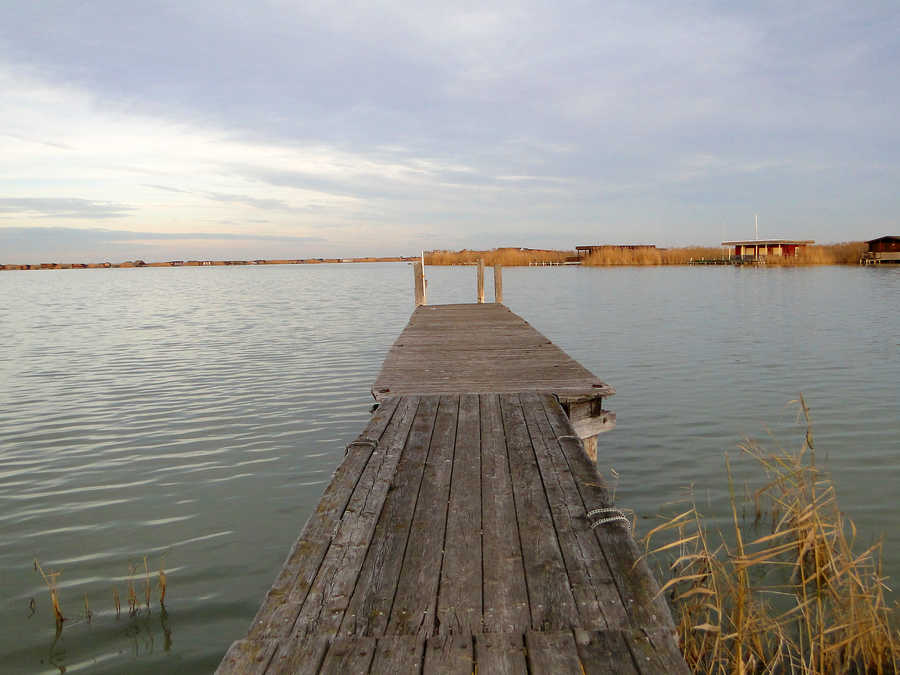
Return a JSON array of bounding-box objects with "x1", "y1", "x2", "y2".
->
[
  {"x1": 722, "y1": 239, "x2": 814, "y2": 261},
  {"x1": 861, "y1": 236, "x2": 900, "y2": 264}
]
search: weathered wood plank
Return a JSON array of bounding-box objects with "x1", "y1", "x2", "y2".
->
[
  {"x1": 265, "y1": 635, "x2": 329, "y2": 675},
  {"x1": 474, "y1": 633, "x2": 527, "y2": 674},
  {"x1": 388, "y1": 395, "x2": 459, "y2": 636},
  {"x1": 293, "y1": 396, "x2": 420, "y2": 637},
  {"x1": 248, "y1": 397, "x2": 402, "y2": 640},
  {"x1": 539, "y1": 394, "x2": 675, "y2": 632},
  {"x1": 319, "y1": 636, "x2": 376, "y2": 674},
  {"x1": 574, "y1": 629, "x2": 640, "y2": 674},
  {"x1": 423, "y1": 634, "x2": 473, "y2": 674},
  {"x1": 215, "y1": 638, "x2": 279, "y2": 675},
  {"x1": 525, "y1": 630, "x2": 582, "y2": 674},
  {"x1": 625, "y1": 629, "x2": 690, "y2": 675},
  {"x1": 520, "y1": 392, "x2": 626, "y2": 630},
  {"x1": 339, "y1": 395, "x2": 440, "y2": 637},
  {"x1": 369, "y1": 635, "x2": 425, "y2": 673},
  {"x1": 480, "y1": 394, "x2": 530, "y2": 634},
  {"x1": 436, "y1": 392, "x2": 482, "y2": 636},
  {"x1": 499, "y1": 393, "x2": 579, "y2": 631}
]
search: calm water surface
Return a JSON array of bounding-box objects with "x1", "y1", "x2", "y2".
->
[{"x1": 0, "y1": 264, "x2": 897, "y2": 672}]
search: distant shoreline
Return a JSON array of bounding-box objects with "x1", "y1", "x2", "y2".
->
[
  {"x1": 0, "y1": 256, "x2": 417, "y2": 271},
  {"x1": 1, "y1": 241, "x2": 875, "y2": 270}
]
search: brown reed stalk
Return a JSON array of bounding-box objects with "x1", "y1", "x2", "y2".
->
[
  {"x1": 642, "y1": 400, "x2": 899, "y2": 673},
  {"x1": 34, "y1": 559, "x2": 65, "y2": 628},
  {"x1": 127, "y1": 563, "x2": 137, "y2": 617},
  {"x1": 143, "y1": 556, "x2": 151, "y2": 611},
  {"x1": 158, "y1": 559, "x2": 168, "y2": 606},
  {"x1": 113, "y1": 588, "x2": 120, "y2": 619}
]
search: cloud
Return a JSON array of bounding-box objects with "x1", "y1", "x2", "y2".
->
[
  {"x1": 142, "y1": 184, "x2": 191, "y2": 194},
  {"x1": 0, "y1": 226, "x2": 329, "y2": 264},
  {"x1": 0, "y1": 197, "x2": 133, "y2": 219},
  {"x1": 203, "y1": 191, "x2": 293, "y2": 212},
  {"x1": 0, "y1": 225, "x2": 324, "y2": 244},
  {"x1": 1, "y1": 1, "x2": 898, "y2": 252}
]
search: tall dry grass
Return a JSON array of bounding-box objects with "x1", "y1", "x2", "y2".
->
[
  {"x1": 766, "y1": 242, "x2": 868, "y2": 266},
  {"x1": 424, "y1": 248, "x2": 575, "y2": 266},
  {"x1": 582, "y1": 247, "x2": 729, "y2": 266},
  {"x1": 642, "y1": 396, "x2": 898, "y2": 673}
]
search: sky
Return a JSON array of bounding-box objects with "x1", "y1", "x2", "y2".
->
[{"x1": 1, "y1": 0, "x2": 898, "y2": 263}]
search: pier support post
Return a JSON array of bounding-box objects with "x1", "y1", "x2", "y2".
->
[
  {"x1": 477, "y1": 259, "x2": 485, "y2": 303},
  {"x1": 561, "y1": 397, "x2": 616, "y2": 463},
  {"x1": 493, "y1": 264, "x2": 503, "y2": 303},
  {"x1": 413, "y1": 261, "x2": 426, "y2": 306}
]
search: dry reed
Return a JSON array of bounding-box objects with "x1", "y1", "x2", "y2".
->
[
  {"x1": 158, "y1": 559, "x2": 168, "y2": 606},
  {"x1": 424, "y1": 248, "x2": 575, "y2": 266},
  {"x1": 34, "y1": 559, "x2": 65, "y2": 628},
  {"x1": 143, "y1": 556, "x2": 151, "y2": 611},
  {"x1": 426, "y1": 242, "x2": 868, "y2": 267},
  {"x1": 583, "y1": 247, "x2": 730, "y2": 266},
  {"x1": 33, "y1": 555, "x2": 168, "y2": 630},
  {"x1": 766, "y1": 242, "x2": 868, "y2": 265},
  {"x1": 642, "y1": 396, "x2": 898, "y2": 673},
  {"x1": 127, "y1": 562, "x2": 138, "y2": 617}
]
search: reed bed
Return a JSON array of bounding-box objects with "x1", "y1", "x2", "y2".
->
[
  {"x1": 766, "y1": 242, "x2": 868, "y2": 265},
  {"x1": 32, "y1": 555, "x2": 168, "y2": 630},
  {"x1": 642, "y1": 397, "x2": 898, "y2": 673},
  {"x1": 424, "y1": 248, "x2": 575, "y2": 266},
  {"x1": 425, "y1": 242, "x2": 868, "y2": 267},
  {"x1": 582, "y1": 246, "x2": 728, "y2": 266}
]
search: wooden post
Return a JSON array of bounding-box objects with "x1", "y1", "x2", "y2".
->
[
  {"x1": 476, "y1": 259, "x2": 485, "y2": 303},
  {"x1": 493, "y1": 264, "x2": 503, "y2": 304},
  {"x1": 413, "y1": 261, "x2": 426, "y2": 306}
]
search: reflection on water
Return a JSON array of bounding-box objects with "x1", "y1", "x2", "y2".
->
[
  {"x1": 0, "y1": 263, "x2": 897, "y2": 672},
  {"x1": 35, "y1": 604, "x2": 172, "y2": 674}
]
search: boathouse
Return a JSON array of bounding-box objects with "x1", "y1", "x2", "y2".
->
[
  {"x1": 722, "y1": 239, "x2": 814, "y2": 261},
  {"x1": 861, "y1": 236, "x2": 900, "y2": 264}
]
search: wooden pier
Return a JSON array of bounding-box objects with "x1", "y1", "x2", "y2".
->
[
  {"x1": 374, "y1": 304, "x2": 616, "y2": 459},
  {"x1": 218, "y1": 301, "x2": 686, "y2": 674}
]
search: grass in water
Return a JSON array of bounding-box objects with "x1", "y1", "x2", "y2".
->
[
  {"x1": 127, "y1": 562, "x2": 138, "y2": 617},
  {"x1": 143, "y1": 556, "x2": 151, "y2": 612},
  {"x1": 33, "y1": 559, "x2": 64, "y2": 629},
  {"x1": 642, "y1": 396, "x2": 899, "y2": 673},
  {"x1": 33, "y1": 555, "x2": 168, "y2": 631},
  {"x1": 158, "y1": 558, "x2": 168, "y2": 606}
]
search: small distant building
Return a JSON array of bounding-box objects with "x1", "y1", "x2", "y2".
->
[
  {"x1": 861, "y1": 236, "x2": 900, "y2": 265},
  {"x1": 722, "y1": 239, "x2": 814, "y2": 261}
]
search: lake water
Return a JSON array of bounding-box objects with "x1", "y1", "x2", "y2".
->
[{"x1": 0, "y1": 264, "x2": 897, "y2": 673}]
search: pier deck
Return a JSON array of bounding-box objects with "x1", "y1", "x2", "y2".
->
[
  {"x1": 219, "y1": 393, "x2": 685, "y2": 673},
  {"x1": 373, "y1": 304, "x2": 614, "y2": 402},
  {"x1": 218, "y1": 303, "x2": 686, "y2": 673}
]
